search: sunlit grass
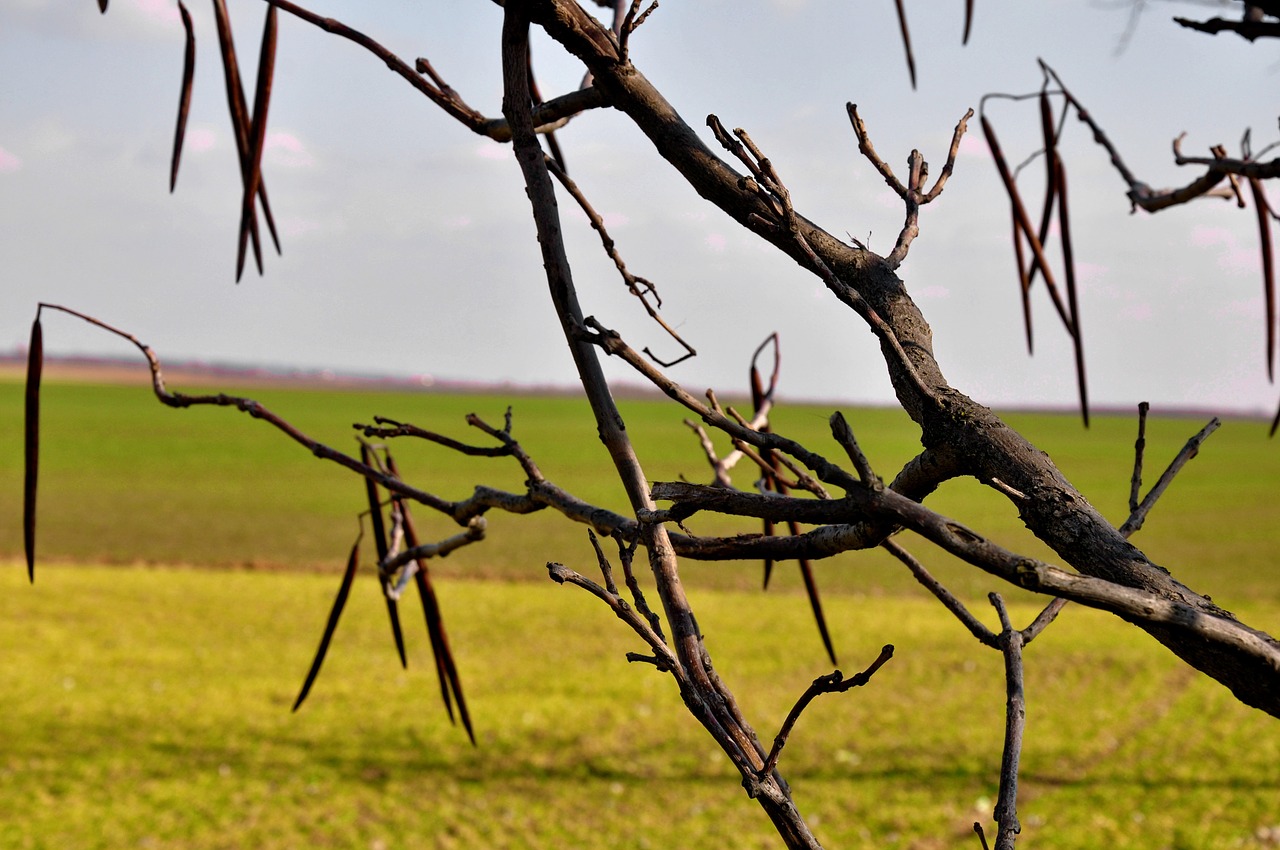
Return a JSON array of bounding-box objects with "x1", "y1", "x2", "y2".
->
[
  {"x1": 2, "y1": 377, "x2": 1279, "y2": 848},
  {"x1": 2, "y1": 564, "x2": 1277, "y2": 850}
]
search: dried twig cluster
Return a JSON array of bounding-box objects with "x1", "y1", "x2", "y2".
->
[{"x1": 980, "y1": 61, "x2": 1278, "y2": 427}]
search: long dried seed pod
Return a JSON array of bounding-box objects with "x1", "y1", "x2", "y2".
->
[
  {"x1": 1056, "y1": 155, "x2": 1089, "y2": 426},
  {"x1": 293, "y1": 539, "x2": 360, "y2": 711},
  {"x1": 981, "y1": 114, "x2": 1072, "y2": 328},
  {"x1": 210, "y1": 0, "x2": 263, "y2": 276},
  {"x1": 414, "y1": 567, "x2": 475, "y2": 744},
  {"x1": 23, "y1": 315, "x2": 42, "y2": 583},
  {"x1": 361, "y1": 443, "x2": 407, "y2": 668},
  {"x1": 1027, "y1": 87, "x2": 1059, "y2": 289},
  {"x1": 1249, "y1": 178, "x2": 1276, "y2": 381},
  {"x1": 236, "y1": 4, "x2": 278, "y2": 281},
  {"x1": 384, "y1": 452, "x2": 474, "y2": 744},
  {"x1": 1011, "y1": 210, "x2": 1034, "y2": 354},
  {"x1": 798, "y1": 555, "x2": 837, "y2": 665},
  {"x1": 170, "y1": 1, "x2": 196, "y2": 193},
  {"x1": 892, "y1": 0, "x2": 917, "y2": 89}
]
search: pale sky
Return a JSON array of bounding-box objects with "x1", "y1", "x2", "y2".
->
[{"x1": 2, "y1": 1, "x2": 1276, "y2": 416}]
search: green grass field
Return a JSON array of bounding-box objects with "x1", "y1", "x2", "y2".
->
[
  {"x1": 2, "y1": 376, "x2": 1279, "y2": 849},
  {"x1": 3, "y1": 376, "x2": 1279, "y2": 605}
]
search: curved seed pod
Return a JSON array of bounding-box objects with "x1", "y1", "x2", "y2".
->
[
  {"x1": 1249, "y1": 178, "x2": 1275, "y2": 381},
  {"x1": 384, "y1": 452, "x2": 474, "y2": 744},
  {"x1": 1056, "y1": 156, "x2": 1089, "y2": 426},
  {"x1": 981, "y1": 114, "x2": 1072, "y2": 329},
  {"x1": 893, "y1": 0, "x2": 917, "y2": 89},
  {"x1": 1027, "y1": 87, "x2": 1059, "y2": 289},
  {"x1": 798, "y1": 555, "x2": 836, "y2": 665},
  {"x1": 414, "y1": 567, "x2": 474, "y2": 745},
  {"x1": 236, "y1": 4, "x2": 278, "y2": 279},
  {"x1": 293, "y1": 540, "x2": 360, "y2": 712},
  {"x1": 170, "y1": 2, "x2": 195, "y2": 193},
  {"x1": 23, "y1": 315, "x2": 42, "y2": 583},
  {"x1": 361, "y1": 443, "x2": 407, "y2": 668}
]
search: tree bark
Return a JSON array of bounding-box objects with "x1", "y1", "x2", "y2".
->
[{"x1": 523, "y1": 0, "x2": 1280, "y2": 717}]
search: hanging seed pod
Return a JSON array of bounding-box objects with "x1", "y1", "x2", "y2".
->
[
  {"x1": 23, "y1": 315, "x2": 43, "y2": 583},
  {"x1": 293, "y1": 539, "x2": 360, "y2": 712}
]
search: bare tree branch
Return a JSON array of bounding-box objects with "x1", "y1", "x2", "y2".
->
[
  {"x1": 1174, "y1": 14, "x2": 1280, "y2": 39},
  {"x1": 757, "y1": 644, "x2": 894, "y2": 778}
]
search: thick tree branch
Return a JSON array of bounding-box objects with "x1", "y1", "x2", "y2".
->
[
  {"x1": 266, "y1": 0, "x2": 607, "y2": 139},
  {"x1": 499, "y1": 8, "x2": 817, "y2": 846},
  {"x1": 1174, "y1": 14, "x2": 1280, "y2": 40}
]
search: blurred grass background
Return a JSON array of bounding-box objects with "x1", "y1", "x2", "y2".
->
[
  {"x1": 2, "y1": 376, "x2": 1278, "y2": 606},
  {"x1": 2, "y1": 375, "x2": 1278, "y2": 849}
]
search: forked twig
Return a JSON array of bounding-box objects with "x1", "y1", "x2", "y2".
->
[
  {"x1": 989, "y1": 593, "x2": 1026, "y2": 850},
  {"x1": 758, "y1": 644, "x2": 894, "y2": 777},
  {"x1": 1120, "y1": 407, "x2": 1221, "y2": 537},
  {"x1": 547, "y1": 556, "x2": 679, "y2": 674},
  {"x1": 545, "y1": 156, "x2": 696, "y2": 366},
  {"x1": 846, "y1": 104, "x2": 973, "y2": 268}
]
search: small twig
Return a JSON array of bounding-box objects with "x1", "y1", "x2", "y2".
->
[
  {"x1": 758, "y1": 644, "x2": 894, "y2": 777},
  {"x1": 847, "y1": 104, "x2": 908, "y2": 197},
  {"x1": 618, "y1": 0, "x2": 658, "y2": 60},
  {"x1": 988, "y1": 478, "x2": 1026, "y2": 501},
  {"x1": 588, "y1": 528, "x2": 620, "y2": 595},
  {"x1": 547, "y1": 560, "x2": 678, "y2": 674},
  {"x1": 1119, "y1": 414, "x2": 1221, "y2": 537},
  {"x1": 883, "y1": 539, "x2": 998, "y2": 647},
  {"x1": 575, "y1": 317, "x2": 863, "y2": 496},
  {"x1": 354, "y1": 416, "x2": 512, "y2": 457},
  {"x1": 544, "y1": 156, "x2": 696, "y2": 366},
  {"x1": 829, "y1": 411, "x2": 879, "y2": 487},
  {"x1": 268, "y1": 0, "x2": 606, "y2": 142},
  {"x1": 33, "y1": 304, "x2": 465, "y2": 521},
  {"x1": 685, "y1": 419, "x2": 735, "y2": 487},
  {"x1": 709, "y1": 115, "x2": 941, "y2": 402},
  {"x1": 615, "y1": 532, "x2": 665, "y2": 644},
  {"x1": 921, "y1": 109, "x2": 974, "y2": 203},
  {"x1": 1020, "y1": 597, "x2": 1068, "y2": 644},
  {"x1": 377, "y1": 517, "x2": 487, "y2": 580},
  {"x1": 846, "y1": 105, "x2": 972, "y2": 268},
  {"x1": 1128, "y1": 401, "x2": 1150, "y2": 517}
]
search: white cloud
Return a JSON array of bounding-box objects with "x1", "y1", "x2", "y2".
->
[
  {"x1": 264, "y1": 132, "x2": 316, "y2": 168},
  {"x1": 130, "y1": 0, "x2": 179, "y2": 27},
  {"x1": 185, "y1": 126, "x2": 216, "y2": 154},
  {"x1": 913, "y1": 284, "x2": 950, "y2": 300},
  {"x1": 475, "y1": 141, "x2": 508, "y2": 161},
  {"x1": 1190, "y1": 224, "x2": 1261, "y2": 275},
  {"x1": 958, "y1": 134, "x2": 990, "y2": 160},
  {"x1": 0, "y1": 146, "x2": 22, "y2": 173}
]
